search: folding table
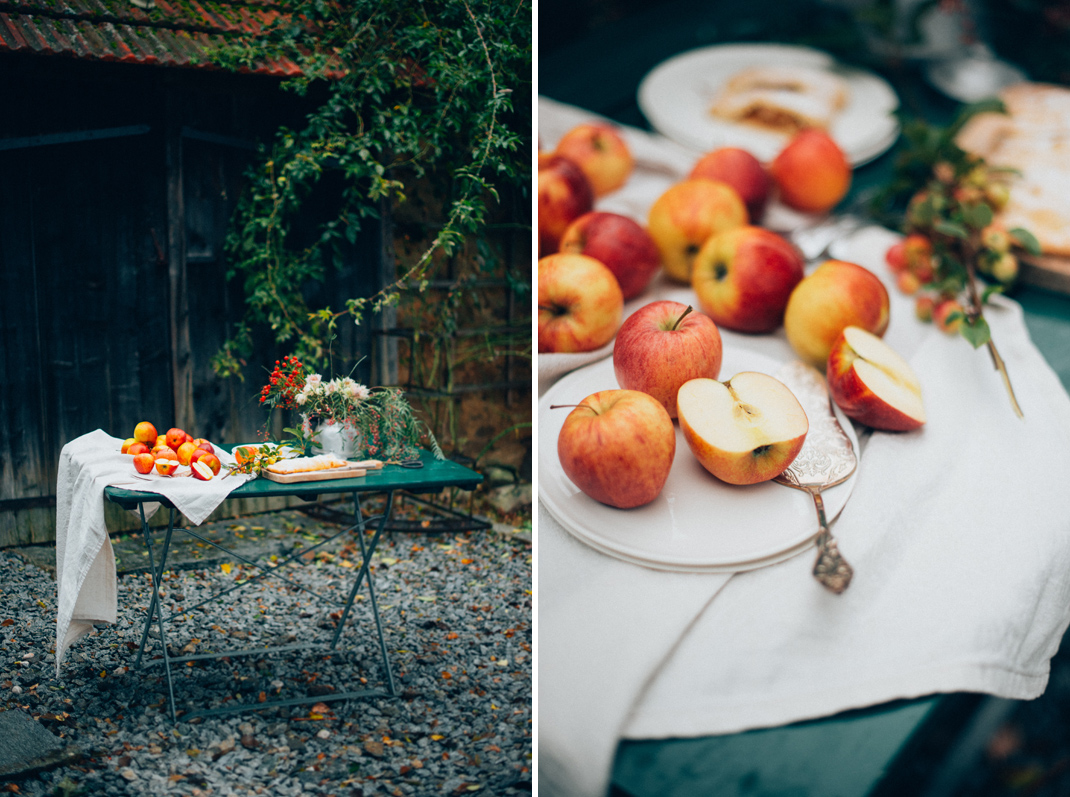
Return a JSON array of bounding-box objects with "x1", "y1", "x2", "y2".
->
[{"x1": 103, "y1": 449, "x2": 482, "y2": 722}]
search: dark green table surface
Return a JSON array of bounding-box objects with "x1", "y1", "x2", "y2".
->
[
  {"x1": 540, "y1": 2, "x2": 1070, "y2": 795},
  {"x1": 104, "y1": 449, "x2": 482, "y2": 510}
]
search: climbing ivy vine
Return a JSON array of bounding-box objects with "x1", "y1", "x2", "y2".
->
[{"x1": 207, "y1": 0, "x2": 532, "y2": 378}]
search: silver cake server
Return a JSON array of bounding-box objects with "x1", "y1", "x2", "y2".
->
[{"x1": 773, "y1": 361, "x2": 857, "y2": 594}]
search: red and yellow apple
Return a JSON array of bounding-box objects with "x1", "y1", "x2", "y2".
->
[
  {"x1": 827, "y1": 326, "x2": 925, "y2": 431},
  {"x1": 192, "y1": 439, "x2": 214, "y2": 455},
  {"x1": 677, "y1": 372, "x2": 809, "y2": 485},
  {"x1": 783, "y1": 259, "x2": 890, "y2": 367},
  {"x1": 769, "y1": 129, "x2": 851, "y2": 214},
  {"x1": 128, "y1": 442, "x2": 151, "y2": 457},
  {"x1": 538, "y1": 253, "x2": 624, "y2": 353},
  {"x1": 155, "y1": 457, "x2": 179, "y2": 476},
  {"x1": 538, "y1": 154, "x2": 595, "y2": 256},
  {"x1": 133, "y1": 452, "x2": 155, "y2": 474},
  {"x1": 554, "y1": 389, "x2": 676, "y2": 509},
  {"x1": 691, "y1": 225, "x2": 804, "y2": 334},
  {"x1": 133, "y1": 421, "x2": 158, "y2": 445},
  {"x1": 689, "y1": 147, "x2": 771, "y2": 221},
  {"x1": 554, "y1": 122, "x2": 634, "y2": 197},
  {"x1": 176, "y1": 441, "x2": 199, "y2": 467},
  {"x1": 647, "y1": 178, "x2": 748, "y2": 283},
  {"x1": 151, "y1": 443, "x2": 176, "y2": 460},
  {"x1": 166, "y1": 427, "x2": 188, "y2": 450},
  {"x1": 559, "y1": 212, "x2": 661, "y2": 301},
  {"x1": 120, "y1": 437, "x2": 137, "y2": 454},
  {"x1": 612, "y1": 301, "x2": 722, "y2": 418}
]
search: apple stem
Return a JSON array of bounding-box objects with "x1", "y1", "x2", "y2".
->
[
  {"x1": 549, "y1": 403, "x2": 599, "y2": 415},
  {"x1": 671, "y1": 305, "x2": 694, "y2": 331}
]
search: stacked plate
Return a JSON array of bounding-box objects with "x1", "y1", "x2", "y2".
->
[{"x1": 538, "y1": 351, "x2": 859, "y2": 573}]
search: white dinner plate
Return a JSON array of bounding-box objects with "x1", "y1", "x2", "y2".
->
[
  {"x1": 637, "y1": 43, "x2": 900, "y2": 166},
  {"x1": 538, "y1": 350, "x2": 859, "y2": 573}
]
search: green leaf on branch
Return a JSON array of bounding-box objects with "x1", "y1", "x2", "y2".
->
[
  {"x1": 1010, "y1": 227, "x2": 1042, "y2": 256},
  {"x1": 934, "y1": 220, "x2": 969, "y2": 239},
  {"x1": 981, "y1": 283, "x2": 1005, "y2": 304},
  {"x1": 960, "y1": 315, "x2": 991, "y2": 349},
  {"x1": 962, "y1": 203, "x2": 993, "y2": 230}
]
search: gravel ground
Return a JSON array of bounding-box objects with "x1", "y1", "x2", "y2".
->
[{"x1": 0, "y1": 498, "x2": 532, "y2": 796}]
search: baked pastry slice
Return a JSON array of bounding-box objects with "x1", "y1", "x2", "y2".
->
[
  {"x1": 710, "y1": 65, "x2": 849, "y2": 134},
  {"x1": 266, "y1": 454, "x2": 350, "y2": 474},
  {"x1": 956, "y1": 83, "x2": 1070, "y2": 257}
]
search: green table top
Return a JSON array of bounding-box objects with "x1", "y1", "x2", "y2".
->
[
  {"x1": 540, "y1": 2, "x2": 1070, "y2": 794},
  {"x1": 104, "y1": 449, "x2": 482, "y2": 510}
]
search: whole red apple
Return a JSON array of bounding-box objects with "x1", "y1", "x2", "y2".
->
[
  {"x1": 559, "y1": 212, "x2": 661, "y2": 301},
  {"x1": 647, "y1": 178, "x2": 748, "y2": 283},
  {"x1": 127, "y1": 442, "x2": 151, "y2": 457},
  {"x1": 538, "y1": 253, "x2": 624, "y2": 353},
  {"x1": 554, "y1": 122, "x2": 634, "y2": 197},
  {"x1": 783, "y1": 259, "x2": 890, "y2": 367},
  {"x1": 612, "y1": 301, "x2": 722, "y2": 418},
  {"x1": 554, "y1": 389, "x2": 676, "y2": 509},
  {"x1": 769, "y1": 129, "x2": 851, "y2": 214},
  {"x1": 827, "y1": 326, "x2": 926, "y2": 431},
  {"x1": 691, "y1": 225, "x2": 804, "y2": 334},
  {"x1": 689, "y1": 147, "x2": 771, "y2": 222},
  {"x1": 133, "y1": 452, "x2": 155, "y2": 474},
  {"x1": 538, "y1": 154, "x2": 594, "y2": 256},
  {"x1": 165, "y1": 427, "x2": 187, "y2": 450}
]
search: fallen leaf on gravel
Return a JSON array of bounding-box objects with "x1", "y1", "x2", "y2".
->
[
  {"x1": 241, "y1": 734, "x2": 259, "y2": 750},
  {"x1": 363, "y1": 740, "x2": 384, "y2": 758},
  {"x1": 1, "y1": 619, "x2": 12, "y2": 626}
]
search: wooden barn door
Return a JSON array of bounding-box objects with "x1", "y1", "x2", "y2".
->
[{"x1": 0, "y1": 130, "x2": 171, "y2": 544}]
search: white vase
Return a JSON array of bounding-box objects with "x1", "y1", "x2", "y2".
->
[{"x1": 308, "y1": 418, "x2": 360, "y2": 459}]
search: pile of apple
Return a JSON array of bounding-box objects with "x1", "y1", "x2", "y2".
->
[
  {"x1": 121, "y1": 422, "x2": 221, "y2": 481},
  {"x1": 538, "y1": 125, "x2": 861, "y2": 352},
  {"x1": 542, "y1": 124, "x2": 929, "y2": 510}
]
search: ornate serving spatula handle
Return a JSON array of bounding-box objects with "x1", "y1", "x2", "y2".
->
[{"x1": 808, "y1": 489, "x2": 853, "y2": 594}]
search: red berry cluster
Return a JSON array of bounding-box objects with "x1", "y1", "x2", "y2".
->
[{"x1": 259, "y1": 355, "x2": 306, "y2": 410}]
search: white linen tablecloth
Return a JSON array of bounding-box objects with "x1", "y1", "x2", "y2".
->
[
  {"x1": 537, "y1": 99, "x2": 1070, "y2": 797},
  {"x1": 54, "y1": 429, "x2": 253, "y2": 673}
]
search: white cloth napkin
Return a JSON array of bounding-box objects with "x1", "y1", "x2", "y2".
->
[
  {"x1": 54, "y1": 429, "x2": 253, "y2": 673},
  {"x1": 538, "y1": 100, "x2": 1070, "y2": 797}
]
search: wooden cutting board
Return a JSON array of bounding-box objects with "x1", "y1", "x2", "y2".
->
[{"x1": 261, "y1": 459, "x2": 383, "y2": 484}]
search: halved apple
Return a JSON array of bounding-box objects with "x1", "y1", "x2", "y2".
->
[
  {"x1": 677, "y1": 372, "x2": 809, "y2": 485},
  {"x1": 191, "y1": 460, "x2": 215, "y2": 481},
  {"x1": 827, "y1": 326, "x2": 925, "y2": 431}
]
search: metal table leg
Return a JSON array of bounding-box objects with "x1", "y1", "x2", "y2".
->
[
  {"x1": 331, "y1": 490, "x2": 397, "y2": 695},
  {"x1": 131, "y1": 488, "x2": 401, "y2": 721},
  {"x1": 132, "y1": 505, "x2": 179, "y2": 722}
]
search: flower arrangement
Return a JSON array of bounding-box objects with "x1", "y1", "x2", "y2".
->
[{"x1": 258, "y1": 355, "x2": 440, "y2": 461}]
